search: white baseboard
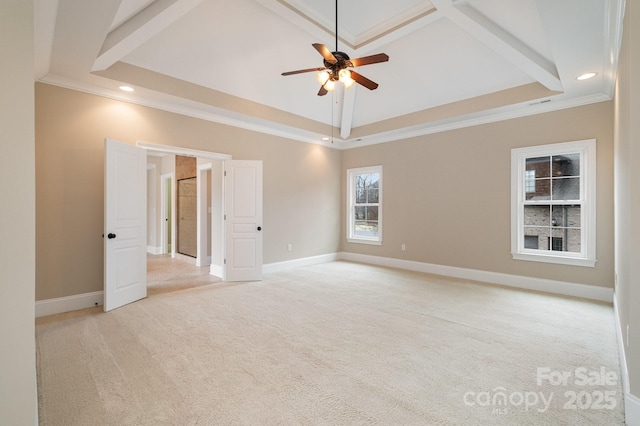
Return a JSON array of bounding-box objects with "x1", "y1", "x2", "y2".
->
[
  {"x1": 209, "y1": 263, "x2": 223, "y2": 278},
  {"x1": 196, "y1": 255, "x2": 212, "y2": 267},
  {"x1": 35, "y1": 291, "x2": 103, "y2": 318},
  {"x1": 263, "y1": 253, "x2": 340, "y2": 275},
  {"x1": 338, "y1": 252, "x2": 613, "y2": 303},
  {"x1": 613, "y1": 296, "x2": 640, "y2": 426},
  {"x1": 626, "y1": 393, "x2": 640, "y2": 426},
  {"x1": 175, "y1": 253, "x2": 196, "y2": 264},
  {"x1": 34, "y1": 252, "x2": 613, "y2": 317},
  {"x1": 146, "y1": 245, "x2": 162, "y2": 255}
]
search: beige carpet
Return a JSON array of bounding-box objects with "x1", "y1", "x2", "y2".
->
[
  {"x1": 36, "y1": 260, "x2": 625, "y2": 425},
  {"x1": 146, "y1": 254, "x2": 222, "y2": 296}
]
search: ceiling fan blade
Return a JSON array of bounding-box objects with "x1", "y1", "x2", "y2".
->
[
  {"x1": 349, "y1": 53, "x2": 389, "y2": 67},
  {"x1": 317, "y1": 85, "x2": 328, "y2": 96},
  {"x1": 312, "y1": 43, "x2": 337, "y2": 64},
  {"x1": 281, "y1": 67, "x2": 326, "y2": 76},
  {"x1": 350, "y1": 71, "x2": 379, "y2": 90}
]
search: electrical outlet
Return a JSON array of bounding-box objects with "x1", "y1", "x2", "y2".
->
[
  {"x1": 287, "y1": 244, "x2": 292, "y2": 251},
  {"x1": 401, "y1": 244, "x2": 406, "y2": 251}
]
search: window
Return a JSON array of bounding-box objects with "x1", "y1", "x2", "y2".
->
[
  {"x1": 511, "y1": 140, "x2": 596, "y2": 267},
  {"x1": 347, "y1": 166, "x2": 382, "y2": 244}
]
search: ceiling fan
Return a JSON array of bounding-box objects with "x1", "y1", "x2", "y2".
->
[{"x1": 281, "y1": 0, "x2": 389, "y2": 96}]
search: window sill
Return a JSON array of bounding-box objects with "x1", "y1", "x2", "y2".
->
[
  {"x1": 347, "y1": 238, "x2": 382, "y2": 246},
  {"x1": 511, "y1": 252, "x2": 597, "y2": 267}
]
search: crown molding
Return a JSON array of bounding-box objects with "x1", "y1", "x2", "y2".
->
[{"x1": 38, "y1": 73, "x2": 611, "y2": 151}]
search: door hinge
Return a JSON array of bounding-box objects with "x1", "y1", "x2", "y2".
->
[
  {"x1": 224, "y1": 214, "x2": 226, "y2": 220},
  {"x1": 224, "y1": 259, "x2": 226, "y2": 264},
  {"x1": 224, "y1": 171, "x2": 227, "y2": 177}
]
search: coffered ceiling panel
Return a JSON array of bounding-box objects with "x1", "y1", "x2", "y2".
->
[{"x1": 35, "y1": 0, "x2": 624, "y2": 148}]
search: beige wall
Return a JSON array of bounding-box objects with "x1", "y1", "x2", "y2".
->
[
  {"x1": 35, "y1": 83, "x2": 341, "y2": 300},
  {"x1": 341, "y1": 101, "x2": 614, "y2": 288},
  {"x1": 0, "y1": 1, "x2": 38, "y2": 424},
  {"x1": 614, "y1": 0, "x2": 640, "y2": 398}
]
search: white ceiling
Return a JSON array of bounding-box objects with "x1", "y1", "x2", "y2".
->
[{"x1": 35, "y1": 0, "x2": 624, "y2": 149}]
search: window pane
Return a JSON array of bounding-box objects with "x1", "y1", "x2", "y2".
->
[
  {"x1": 526, "y1": 156, "x2": 550, "y2": 178},
  {"x1": 523, "y1": 227, "x2": 550, "y2": 250},
  {"x1": 368, "y1": 188, "x2": 379, "y2": 203},
  {"x1": 550, "y1": 236, "x2": 564, "y2": 251},
  {"x1": 366, "y1": 206, "x2": 378, "y2": 221},
  {"x1": 551, "y1": 205, "x2": 564, "y2": 227},
  {"x1": 550, "y1": 228, "x2": 581, "y2": 253},
  {"x1": 354, "y1": 206, "x2": 365, "y2": 220},
  {"x1": 356, "y1": 184, "x2": 366, "y2": 203},
  {"x1": 525, "y1": 178, "x2": 550, "y2": 200},
  {"x1": 552, "y1": 205, "x2": 581, "y2": 227},
  {"x1": 524, "y1": 205, "x2": 550, "y2": 226},
  {"x1": 353, "y1": 221, "x2": 378, "y2": 238},
  {"x1": 552, "y1": 177, "x2": 580, "y2": 200},
  {"x1": 566, "y1": 229, "x2": 581, "y2": 253},
  {"x1": 552, "y1": 153, "x2": 580, "y2": 177},
  {"x1": 566, "y1": 205, "x2": 581, "y2": 227},
  {"x1": 355, "y1": 173, "x2": 380, "y2": 203}
]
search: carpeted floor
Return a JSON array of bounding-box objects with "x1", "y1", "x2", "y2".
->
[
  {"x1": 146, "y1": 254, "x2": 222, "y2": 296},
  {"x1": 36, "y1": 259, "x2": 625, "y2": 425}
]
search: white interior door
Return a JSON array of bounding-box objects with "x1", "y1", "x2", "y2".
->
[
  {"x1": 224, "y1": 160, "x2": 263, "y2": 281},
  {"x1": 104, "y1": 138, "x2": 147, "y2": 311}
]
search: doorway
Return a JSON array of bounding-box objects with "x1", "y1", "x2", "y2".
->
[
  {"x1": 153, "y1": 150, "x2": 224, "y2": 277},
  {"x1": 177, "y1": 176, "x2": 197, "y2": 257}
]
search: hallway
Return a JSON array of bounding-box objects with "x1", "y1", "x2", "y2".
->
[{"x1": 147, "y1": 255, "x2": 221, "y2": 296}]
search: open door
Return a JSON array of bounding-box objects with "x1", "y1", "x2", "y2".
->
[
  {"x1": 224, "y1": 160, "x2": 263, "y2": 281},
  {"x1": 104, "y1": 138, "x2": 147, "y2": 311}
]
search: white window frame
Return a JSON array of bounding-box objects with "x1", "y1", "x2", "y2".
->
[
  {"x1": 511, "y1": 139, "x2": 596, "y2": 267},
  {"x1": 347, "y1": 165, "x2": 382, "y2": 245}
]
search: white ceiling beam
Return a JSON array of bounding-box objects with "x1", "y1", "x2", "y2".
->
[
  {"x1": 34, "y1": 0, "x2": 60, "y2": 80},
  {"x1": 48, "y1": 0, "x2": 122, "y2": 76},
  {"x1": 92, "y1": 0, "x2": 203, "y2": 71},
  {"x1": 340, "y1": 84, "x2": 356, "y2": 139},
  {"x1": 254, "y1": 0, "x2": 444, "y2": 55},
  {"x1": 431, "y1": 0, "x2": 562, "y2": 92}
]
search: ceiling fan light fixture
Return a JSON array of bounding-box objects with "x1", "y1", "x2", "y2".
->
[
  {"x1": 317, "y1": 70, "x2": 331, "y2": 85},
  {"x1": 339, "y1": 69, "x2": 354, "y2": 88},
  {"x1": 323, "y1": 79, "x2": 336, "y2": 92}
]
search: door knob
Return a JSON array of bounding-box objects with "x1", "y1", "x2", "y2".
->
[
  {"x1": 107, "y1": 233, "x2": 116, "y2": 239},
  {"x1": 257, "y1": 226, "x2": 262, "y2": 231}
]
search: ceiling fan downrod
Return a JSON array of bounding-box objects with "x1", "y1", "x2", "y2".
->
[{"x1": 280, "y1": 0, "x2": 389, "y2": 95}]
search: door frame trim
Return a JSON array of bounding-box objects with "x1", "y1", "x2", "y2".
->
[
  {"x1": 196, "y1": 162, "x2": 212, "y2": 267},
  {"x1": 137, "y1": 141, "x2": 232, "y2": 160},
  {"x1": 160, "y1": 172, "x2": 175, "y2": 256}
]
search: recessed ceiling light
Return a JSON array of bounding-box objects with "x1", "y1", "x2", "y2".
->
[
  {"x1": 321, "y1": 137, "x2": 330, "y2": 141},
  {"x1": 576, "y1": 72, "x2": 597, "y2": 81},
  {"x1": 119, "y1": 85, "x2": 135, "y2": 92}
]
